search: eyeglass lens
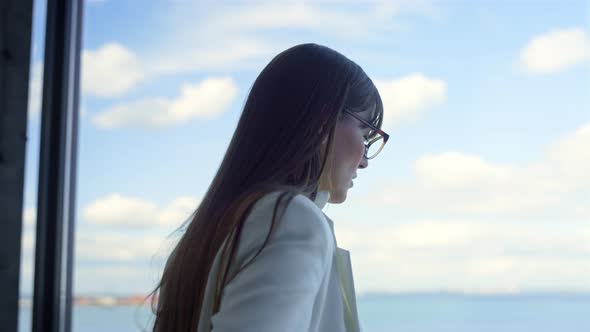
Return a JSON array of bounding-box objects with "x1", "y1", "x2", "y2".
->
[{"x1": 366, "y1": 136, "x2": 384, "y2": 159}]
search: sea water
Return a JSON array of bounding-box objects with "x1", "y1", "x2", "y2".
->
[{"x1": 18, "y1": 293, "x2": 590, "y2": 332}]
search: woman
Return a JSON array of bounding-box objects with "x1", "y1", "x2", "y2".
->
[{"x1": 151, "y1": 43, "x2": 388, "y2": 332}]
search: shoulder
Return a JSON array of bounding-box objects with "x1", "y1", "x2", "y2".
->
[
  {"x1": 246, "y1": 191, "x2": 335, "y2": 253},
  {"x1": 227, "y1": 191, "x2": 335, "y2": 280},
  {"x1": 253, "y1": 191, "x2": 330, "y2": 231}
]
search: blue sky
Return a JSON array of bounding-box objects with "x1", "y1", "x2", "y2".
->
[{"x1": 21, "y1": 0, "x2": 589, "y2": 295}]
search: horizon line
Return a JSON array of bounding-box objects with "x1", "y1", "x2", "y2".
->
[{"x1": 17, "y1": 290, "x2": 590, "y2": 298}]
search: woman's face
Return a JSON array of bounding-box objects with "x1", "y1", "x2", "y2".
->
[{"x1": 324, "y1": 109, "x2": 372, "y2": 203}]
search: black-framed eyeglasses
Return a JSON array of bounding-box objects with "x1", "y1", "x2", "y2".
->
[{"x1": 343, "y1": 109, "x2": 389, "y2": 160}]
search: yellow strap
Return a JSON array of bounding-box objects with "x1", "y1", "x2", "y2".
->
[
  {"x1": 326, "y1": 211, "x2": 358, "y2": 332},
  {"x1": 335, "y1": 250, "x2": 356, "y2": 332}
]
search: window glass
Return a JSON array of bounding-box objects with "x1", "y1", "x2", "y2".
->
[{"x1": 21, "y1": 1, "x2": 586, "y2": 331}]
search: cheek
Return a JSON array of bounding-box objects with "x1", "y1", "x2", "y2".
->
[
  {"x1": 332, "y1": 123, "x2": 365, "y2": 180},
  {"x1": 355, "y1": 140, "x2": 365, "y2": 160},
  {"x1": 350, "y1": 134, "x2": 365, "y2": 164},
  {"x1": 343, "y1": 133, "x2": 365, "y2": 174}
]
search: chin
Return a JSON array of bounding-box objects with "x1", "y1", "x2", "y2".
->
[{"x1": 328, "y1": 189, "x2": 347, "y2": 204}]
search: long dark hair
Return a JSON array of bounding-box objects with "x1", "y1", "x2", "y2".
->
[{"x1": 150, "y1": 43, "x2": 383, "y2": 331}]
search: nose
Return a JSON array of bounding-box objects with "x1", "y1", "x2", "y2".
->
[{"x1": 358, "y1": 155, "x2": 369, "y2": 169}]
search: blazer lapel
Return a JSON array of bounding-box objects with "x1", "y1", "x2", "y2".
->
[
  {"x1": 336, "y1": 248, "x2": 360, "y2": 332},
  {"x1": 323, "y1": 213, "x2": 361, "y2": 332}
]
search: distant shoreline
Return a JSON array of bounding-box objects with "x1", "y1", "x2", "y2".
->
[
  {"x1": 18, "y1": 294, "x2": 155, "y2": 307},
  {"x1": 17, "y1": 291, "x2": 590, "y2": 307},
  {"x1": 357, "y1": 291, "x2": 590, "y2": 297}
]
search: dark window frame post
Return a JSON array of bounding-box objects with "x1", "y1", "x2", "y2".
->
[
  {"x1": 0, "y1": 0, "x2": 35, "y2": 331},
  {"x1": 32, "y1": 0, "x2": 83, "y2": 331}
]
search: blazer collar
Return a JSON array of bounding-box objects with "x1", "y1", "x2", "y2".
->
[{"x1": 315, "y1": 198, "x2": 361, "y2": 332}]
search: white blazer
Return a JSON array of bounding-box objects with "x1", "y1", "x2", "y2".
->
[{"x1": 197, "y1": 190, "x2": 362, "y2": 332}]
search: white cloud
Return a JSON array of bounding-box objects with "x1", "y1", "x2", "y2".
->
[
  {"x1": 372, "y1": 121, "x2": 590, "y2": 219},
  {"x1": 520, "y1": 27, "x2": 590, "y2": 74},
  {"x1": 546, "y1": 122, "x2": 590, "y2": 188},
  {"x1": 72, "y1": 206, "x2": 590, "y2": 295},
  {"x1": 23, "y1": 207, "x2": 36, "y2": 227},
  {"x1": 21, "y1": 230, "x2": 35, "y2": 253},
  {"x1": 82, "y1": 42, "x2": 146, "y2": 97},
  {"x1": 20, "y1": 229, "x2": 36, "y2": 296},
  {"x1": 83, "y1": 193, "x2": 200, "y2": 227},
  {"x1": 75, "y1": 232, "x2": 170, "y2": 262},
  {"x1": 148, "y1": 1, "x2": 438, "y2": 76},
  {"x1": 27, "y1": 62, "x2": 43, "y2": 117},
  {"x1": 80, "y1": 105, "x2": 89, "y2": 118},
  {"x1": 158, "y1": 196, "x2": 200, "y2": 226},
  {"x1": 333, "y1": 220, "x2": 590, "y2": 294},
  {"x1": 18, "y1": 226, "x2": 176, "y2": 294},
  {"x1": 93, "y1": 77, "x2": 238, "y2": 129},
  {"x1": 74, "y1": 265, "x2": 163, "y2": 295},
  {"x1": 83, "y1": 194, "x2": 159, "y2": 226},
  {"x1": 73, "y1": 2, "x2": 438, "y2": 98},
  {"x1": 575, "y1": 205, "x2": 590, "y2": 219},
  {"x1": 151, "y1": 39, "x2": 276, "y2": 75},
  {"x1": 414, "y1": 152, "x2": 512, "y2": 189},
  {"x1": 207, "y1": 1, "x2": 379, "y2": 40},
  {"x1": 185, "y1": 1, "x2": 421, "y2": 40},
  {"x1": 219, "y1": 2, "x2": 325, "y2": 30},
  {"x1": 374, "y1": 73, "x2": 447, "y2": 127}
]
